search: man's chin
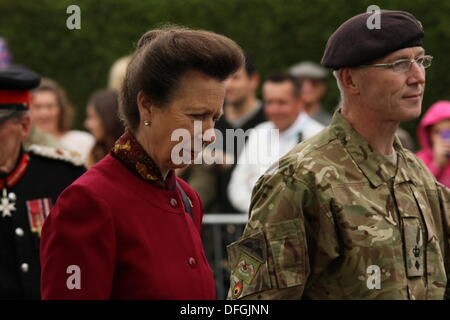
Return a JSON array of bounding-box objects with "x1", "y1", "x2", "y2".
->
[
  {"x1": 227, "y1": 96, "x2": 246, "y2": 107},
  {"x1": 398, "y1": 103, "x2": 422, "y2": 122}
]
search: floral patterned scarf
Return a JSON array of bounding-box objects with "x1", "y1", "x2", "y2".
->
[{"x1": 111, "y1": 130, "x2": 176, "y2": 190}]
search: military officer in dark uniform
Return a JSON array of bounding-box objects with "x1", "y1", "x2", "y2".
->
[{"x1": 0, "y1": 65, "x2": 85, "y2": 299}]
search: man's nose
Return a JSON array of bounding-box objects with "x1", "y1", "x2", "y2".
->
[
  {"x1": 408, "y1": 60, "x2": 426, "y2": 85},
  {"x1": 301, "y1": 81, "x2": 313, "y2": 93},
  {"x1": 224, "y1": 77, "x2": 233, "y2": 89}
]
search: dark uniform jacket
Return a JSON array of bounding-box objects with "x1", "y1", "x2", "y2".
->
[{"x1": 0, "y1": 145, "x2": 85, "y2": 299}]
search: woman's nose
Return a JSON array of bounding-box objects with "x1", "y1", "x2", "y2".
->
[{"x1": 201, "y1": 126, "x2": 216, "y2": 146}]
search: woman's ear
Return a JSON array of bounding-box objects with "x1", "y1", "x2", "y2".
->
[{"x1": 137, "y1": 91, "x2": 153, "y2": 123}]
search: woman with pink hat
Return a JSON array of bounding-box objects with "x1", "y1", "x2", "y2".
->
[{"x1": 416, "y1": 100, "x2": 450, "y2": 187}]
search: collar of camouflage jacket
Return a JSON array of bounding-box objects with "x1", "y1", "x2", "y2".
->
[
  {"x1": 111, "y1": 130, "x2": 176, "y2": 190},
  {"x1": 330, "y1": 109, "x2": 415, "y2": 188}
]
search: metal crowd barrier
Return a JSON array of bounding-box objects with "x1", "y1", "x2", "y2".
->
[{"x1": 202, "y1": 214, "x2": 248, "y2": 300}]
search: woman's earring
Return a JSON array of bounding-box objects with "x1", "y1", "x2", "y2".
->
[{"x1": 144, "y1": 120, "x2": 150, "y2": 126}]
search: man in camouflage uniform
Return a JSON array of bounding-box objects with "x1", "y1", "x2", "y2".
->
[{"x1": 227, "y1": 10, "x2": 450, "y2": 300}]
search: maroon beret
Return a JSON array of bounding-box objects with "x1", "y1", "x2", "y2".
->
[{"x1": 321, "y1": 10, "x2": 424, "y2": 70}]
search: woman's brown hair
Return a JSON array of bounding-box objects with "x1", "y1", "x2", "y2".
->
[
  {"x1": 87, "y1": 89, "x2": 124, "y2": 167},
  {"x1": 120, "y1": 26, "x2": 244, "y2": 132},
  {"x1": 33, "y1": 78, "x2": 75, "y2": 133}
]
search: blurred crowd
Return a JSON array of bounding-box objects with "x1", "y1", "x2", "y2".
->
[
  {"x1": 1, "y1": 21, "x2": 450, "y2": 299},
  {"x1": 1, "y1": 36, "x2": 448, "y2": 211}
]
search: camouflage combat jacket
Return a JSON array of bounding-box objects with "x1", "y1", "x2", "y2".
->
[{"x1": 227, "y1": 110, "x2": 450, "y2": 300}]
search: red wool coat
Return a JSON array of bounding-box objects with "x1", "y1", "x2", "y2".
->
[{"x1": 40, "y1": 154, "x2": 216, "y2": 299}]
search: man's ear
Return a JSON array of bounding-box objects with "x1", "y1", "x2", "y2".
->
[
  {"x1": 137, "y1": 91, "x2": 153, "y2": 123},
  {"x1": 19, "y1": 114, "x2": 32, "y2": 141},
  {"x1": 250, "y1": 72, "x2": 260, "y2": 90},
  {"x1": 339, "y1": 68, "x2": 361, "y2": 95}
]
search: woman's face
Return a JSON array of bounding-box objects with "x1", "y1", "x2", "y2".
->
[
  {"x1": 430, "y1": 119, "x2": 450, "y2": 146},
  {"x1": 137, "y1": 70, "x2": 225, "y2": 173},
  {"x1": 30, "y1": 90, "x2": 61, "y2": 135},
  {"x1": 84, "y1": 104, "x2": 105, "y2": 142}
]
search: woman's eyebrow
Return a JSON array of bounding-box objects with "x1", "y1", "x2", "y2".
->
[{"x1": 185, "y1": 107, "x2": 222, "y2": 117}]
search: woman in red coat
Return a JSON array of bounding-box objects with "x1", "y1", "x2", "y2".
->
[{"x1": 40, "y1": 27, "x2": 244, "y2": 299}]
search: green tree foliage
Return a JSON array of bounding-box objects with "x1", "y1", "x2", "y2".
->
[{"x1": 1, "y1": 0, "x2": 449, "y2": 145}]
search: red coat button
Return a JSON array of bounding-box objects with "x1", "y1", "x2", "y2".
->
[
  {"x1": 170, "y1": 198, "x2": 178, "y2": 207},
  {"x1": 188, "y1": 257, "x2": 197, "y2": 268}
]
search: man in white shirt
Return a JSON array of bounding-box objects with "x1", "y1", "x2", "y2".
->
[{"x1": 228, "y1": 72, "x2": 324, "y2": 213}]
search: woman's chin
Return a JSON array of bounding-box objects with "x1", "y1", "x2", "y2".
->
[
  {"x1": 170, "y1": 158, "x2": 194, "y2": 170},
  {"x1": 174, "y1": 162, "x2": 191, "y2": 169}
]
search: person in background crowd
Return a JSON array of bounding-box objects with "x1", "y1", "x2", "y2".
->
[
  {"x1": 84, "y1": 89, "x2": 124, "y2": 168},
  {"x1": 0, "y1": 37, "x2": 12, "y2": 70},
  {"x1": 228, "y1": 72, "x2": 323, "y2": 213},
  {"x1": 416, "y1": 100, "x2": 450, "y2": 187},
  {"x1": 29, "y1": 78, "x2": 94, "y2": 161},
  {"x1": 40, "y1": 26, "x2": 244, "y2": 300},
  {"x1": 0, "y1": 38, "x2": 62, "y2": 150},
  {"x1": 289, "y1": 61, "x2": 332, "y2": 125},
  {"x1": 212, "y1": 54, "x2": 266, "y2": 213},
  {"x1": 0, "y1": 65, "x2": 85, "y2": 299},
  {"x1": 108, "y1": 55, "x2": 131, "y2": 92},
  {"x1": 24, "y1": 125, "x2": 64, "y2": 150}
]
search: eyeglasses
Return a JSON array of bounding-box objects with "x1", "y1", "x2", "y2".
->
[{"x1": 359, "y1": 55, "x2": 433, "y2": 72}]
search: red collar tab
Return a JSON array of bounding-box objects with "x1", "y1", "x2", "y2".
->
[
  {"x1": 0, "y1": 90, "x2": 31, "y2": 106},
  {"x1": 0, "y1": 153, "x2": 30, "y2": 190}
]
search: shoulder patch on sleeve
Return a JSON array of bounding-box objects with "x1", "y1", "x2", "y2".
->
[
  {"x1": 227, "y1": 231, "x2": 272, "y2": 299},
  {"x1": 27, "y1": 144, "x2": 85, "y2": 166}
]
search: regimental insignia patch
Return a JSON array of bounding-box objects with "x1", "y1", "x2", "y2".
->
[
  {"x1": 233, "y1": 252, "x2": 262, "y2": 285},
  {"x1": 26, "y1": 198, "x2": 52, "y2": 236},
  {"x1": 232, "y1": 280, "x2": 243, "y2": 299},
  {"x1": 403, "y1": 218, "x2": 425, "y2": 277}
]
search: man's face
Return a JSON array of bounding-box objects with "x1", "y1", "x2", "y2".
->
[
  {"x1": 356, "y1": 46, "x2": 426, "y2": 122},
  {"x1": 224, "y1": 68, "x2": 258, "y2": 105},
  {"x1": 0, "y1": 115, "x2": 31, "y2": 174},
  {"x1": 301, "y1": 78, "x2": 327, "y2": 105},
  {"x1": 263, "y1": 81, "x2": 302, "y2": 131}
]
